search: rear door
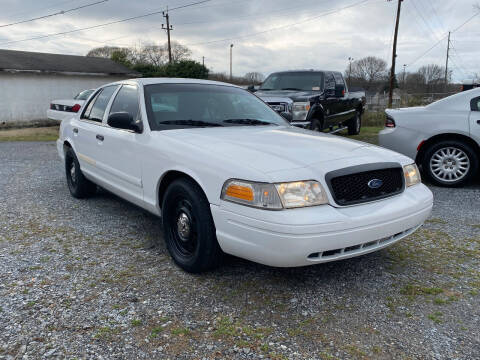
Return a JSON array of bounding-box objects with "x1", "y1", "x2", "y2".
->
[
  {"x1": 323, "y1": 72, "x2": 339, "y2": 128},
  {"x1": 469, "y1": 96, "x2": 480, "y2": 146},
  {"x1": 333, "y1": 72, "x2": 355, "y2": 124},
  {"x1": 73, "y1": 85, "x2": 119, "y2": 181},
  {"x1": 96, "y1": 84, "x2": 144, "y2": 203}
]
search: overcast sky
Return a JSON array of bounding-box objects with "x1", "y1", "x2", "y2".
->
[{"x1": 0, "y1": 0, "x2": 478, "y2": 82}]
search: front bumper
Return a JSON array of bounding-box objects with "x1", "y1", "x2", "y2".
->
[{"x1": 211, "y1": 183, "x2": 433, "y2": 267}]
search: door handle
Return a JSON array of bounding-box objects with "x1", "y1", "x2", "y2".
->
[
  {"x1": 96, "y1": 134, "x2": 104, "y2": 141},
  {"x1": 73, "y1": 128, "x2": 78, "y2": 134}
]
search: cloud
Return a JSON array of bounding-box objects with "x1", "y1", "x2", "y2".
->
[{"x1": 0, "y1": 0, "x2": 478, "y2": 81}]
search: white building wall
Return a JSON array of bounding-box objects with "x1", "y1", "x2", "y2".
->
[{"x1": 0, "y1": 72, "x2": 130, "y2": 125}]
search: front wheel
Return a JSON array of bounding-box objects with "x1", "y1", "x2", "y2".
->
[
  {"x1": 422, "y1": 140, "x2": 478, "y2": 187},
  {"x1": 347, "y1": 112, "x2": 362, "y2": 135},
  {"x1": 162, "y1": 178, "x2": 223, "y2": 273}
]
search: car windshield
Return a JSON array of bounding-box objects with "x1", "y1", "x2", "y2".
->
[
  {"x1": 74, "y1": 89, "x2": 95, "y2": 100},
  {"x1": 144, "y1": 83, "x2": 289, "y2": 130},
  {"x1": 260, "y1": 72, "x2": 324, "y2": 91}
]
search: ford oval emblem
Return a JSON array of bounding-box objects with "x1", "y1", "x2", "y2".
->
[{"x1": 368, "y1": 178, "x2": 383, "y2": 189}]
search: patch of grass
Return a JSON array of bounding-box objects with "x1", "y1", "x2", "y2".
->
[
  {"x1": 26, "y1": 301, "x2": 36, "y2": 308},
  {"x1": 401, "y1": 284, "x2": 443, "y2": 297},
  {"x1": 427, "y1": 312, "x2": 443, "y2": 324},
  {"x1": 426, "y1": 218, "x2": 447, "y2": 225},
  {"x1": 0, "y1": 126, "x2": 58, "y2": 142},
  {"x1": 338, "y1": 126, "x2": 382, "y2": 145},
  {"x1": 150, "y1": 326, "x2": 164, "y2": 338},
  {"x1": 171, "y1": 327, "x2": 191, "y2": 336},
  {"x1": 131, "y1": 319, "x2": 142, "y2": 327},
  {"x1": 94, "y1": 326, "x2": 120, "y2": 340}
]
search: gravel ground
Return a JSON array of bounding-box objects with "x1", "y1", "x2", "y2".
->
[{"x1": 0, "y1": 141, "x2": 479, "y2": 360}]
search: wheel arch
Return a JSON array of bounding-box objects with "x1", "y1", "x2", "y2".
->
[
  {"x1": 416, "y1": 133, "x2": 480, "y2": 165},
  {"x1": 156, "y1": 170, "x2": 208, "y2": 211},
  {"x1": 309, "y1": 104, "x2": 325, "y2": 124}
]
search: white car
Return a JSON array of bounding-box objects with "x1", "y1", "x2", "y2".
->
[
  {"x1": 57, "y1": 78, "x2": 433, "y2": 273},
  {"x1": 47, "y1": 89, "x2": 95, "y2": 122},
  {"x1": 379, "y1": 88, "x2": 480, "y2": 187}
]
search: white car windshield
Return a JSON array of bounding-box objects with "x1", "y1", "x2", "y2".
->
[{"x1": 144, "y1": 83, "x2": 289, "y2": 130}]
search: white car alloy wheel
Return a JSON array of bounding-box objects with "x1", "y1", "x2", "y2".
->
[{"x1": 429, "y1": 146, "x2": 470, "y2": 183}]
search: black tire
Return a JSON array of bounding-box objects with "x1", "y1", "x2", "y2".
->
[
  {"x1": 162, "y1": 178, "x2": 223, "y2": 273},
  {"x1": 310, "y1": 118, "x2": 322, "y2": 132},
  {"x1": 65, "y1": 147, "x2": 97, "y2": 198},
  {"x1": 422, "y1": 140, "x2": 478, "y2": 187},
  {"x1": 347, "y1": 111, "x2": 362, "y2": 135}
]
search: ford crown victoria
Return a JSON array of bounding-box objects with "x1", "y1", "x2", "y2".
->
[{"x1": 57, "y1": 78, "x2": 433, "y2": 272}]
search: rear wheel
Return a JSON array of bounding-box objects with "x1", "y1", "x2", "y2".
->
[
  {"x1": 162, "y1": 178, "x2": 222, "y2": 273},
  {"x1": 310, "y1": 118, "x2": 322, "y2": 132},
  {"x1": 65, "y1": 147, "x2": 96, "y2": 198},
  {"x1": 422, "y1": 140, "x2": 478, "y2": 187},
  {"x1": 347, "y1": 111, "x2": 361, "y2": 135}
]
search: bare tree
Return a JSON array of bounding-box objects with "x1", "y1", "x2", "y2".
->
[
  {"x1": 347, "y1": 56, "x2": 388, "y2": 91},
  {"x1": 86, "y1": 46, "x2": 127, "y2": 58},
  {"x1": 141, "y1": 44, "x2": 168, "y2": 66},
  {"x1": 170, "y1": 41, "x2": 192, "y2": 62},
  {"x1": 244, "y1": 72, "x2": 264, "y2": 84}
]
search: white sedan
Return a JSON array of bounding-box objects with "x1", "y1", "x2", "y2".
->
[
  {"x1": 379, "y1": 88, "x2": 480, "y2": 187},
  {"x1": 57, "y1": 78, "x2": 433, "y2": 272},
  {"x1": 47, "y1": 89, "x2": 95, "y2": 122}
]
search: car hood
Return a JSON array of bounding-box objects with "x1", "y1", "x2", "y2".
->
[{"x1": 162, "y1": 126, "x2": 409, "y2": 174}]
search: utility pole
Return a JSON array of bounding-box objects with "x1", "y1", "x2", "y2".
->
[
  {"x1": 444, "y1": 31, "x2": 451, "y2": 92},
  {"x1": 230, "y1": 44, "x2": 234, "y2": 81},
  {"x1": 403, "y1": 64, "x2": 407, "y2": 87},
  {"x1": 348, "y1": 57, "x2": 354, "y2": 87},
  {"x1": 162, "y1": 8, "x2": 173, "y2": 64},
  {"x1": 202, "y1": 56, "x2": 205, "y2": 67},
  {"x1": 388, "y1": 0, "x2": 402, "y2": 108}
]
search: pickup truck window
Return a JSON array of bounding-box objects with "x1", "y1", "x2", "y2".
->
[
  {"x1": 82, "y1": 85, "x2": 118, "y2": 122},
  {"x1": 110, "y1": 85, "x2": 140, "y2": 121},
  {"x1": 144, "y1": 83, "x2": 288, "y2": 130},
  {"x1": 260, "y1": 72, "x2": 324, "y2": 91},
  {"x1": 333, "y1": 73, "x2": 345, "y2": 87},
  {"x1": 325, "y1": 72, "x2": 335, "y2": 90}
]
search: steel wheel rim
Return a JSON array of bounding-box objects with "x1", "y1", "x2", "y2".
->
[
  {"x1": 429, "y1": 146, "x2": 470, "y2": 183},
  {"x1": 170, "y1": 198, "x2": 198, "y2": 257}
]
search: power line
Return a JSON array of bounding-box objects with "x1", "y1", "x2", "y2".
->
[
  {"x1": 0, "y1": 0, "x2": 109, "y2": 28},
  {"x1": 0, "y1": 0, "x2": 213, "y2": 46},
  {"x1": 408, "y1": 10, "x2": 480, "y2": 66}
]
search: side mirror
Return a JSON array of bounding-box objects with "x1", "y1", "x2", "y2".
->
[
  {"x1": 107, "y1": 112, "x2": 142, "y2": 133},
  {"x1": 335, "y1": 84, "x2": 345, "y2": 97},
  {"x1": 280, "y1": 112, "x2": 292, "y2": 122},
  {"x1": 247, "y1": 85, "x2": 256, "y2": 92}
]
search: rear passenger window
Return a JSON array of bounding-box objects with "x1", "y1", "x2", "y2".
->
[
  {"x1": 333, "y1": 73, "x2": 345, "y2": 86},
  {"x1": 82, "y1": 85, "x2": 118, "y2": 122},
  {"x1": 109, "y1": 85, "x2": 140, "y2": 121},
  {"x1": 325, "y1": 73, "x2": 335, "y2": 91},
  {"x1": 471, "y1": 97, "x2": 480, "y2": 111}
]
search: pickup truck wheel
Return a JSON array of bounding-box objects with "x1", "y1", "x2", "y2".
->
[
  {"x1": 65, "y1": 148, "x2": 96, "y2": 198},
  {"x1": 310, "y1": 119, "x2": 322, "y2": 132},
  {"x1": 422, "y1": 140, "x2": 478, "y2": 187},
  {"x1": 162, "y1": 178, "x2": 223, "y2": 273},
  {"x1": 347, "y1": 112, "x2": 362, "y2": 135}
]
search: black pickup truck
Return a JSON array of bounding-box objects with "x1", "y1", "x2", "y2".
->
[{"x1": 252, "y1": 70, "x2": 366, "y2": 134}]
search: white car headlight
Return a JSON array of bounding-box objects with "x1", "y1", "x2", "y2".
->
[
  {"x1": 403, "y1": 163, "x2": 421, "y2": 187},
  {"x1": 292, "y1": 102, "x2": 311, "y2": 121},
  {"x1": 221, "y1": 179, "x2": 328, "y2": 209}
]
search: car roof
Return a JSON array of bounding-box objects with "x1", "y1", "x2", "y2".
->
[{"x1": 110, "y1": 77, "x2": 241, "y2": 88}]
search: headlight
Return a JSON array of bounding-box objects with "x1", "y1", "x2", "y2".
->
[
  {"x1": 292, "y1": 102, "x2": 311, "y2": 121},
  {"x1": 221, "y1": 179, "x2": 328, "y2": 209},
  {"x1": 403, "y1": 163, "x2": 421, "y2": 187}
]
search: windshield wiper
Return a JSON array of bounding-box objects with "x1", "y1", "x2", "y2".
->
[
  {"x1": 223, "y1": 118, "x2": 273, "y2": 126},
  {"x1": 159, "y1": 119, "x2": 223, "y2": 127},
  {"x1": 281, "y1": 87, "x2": 302, "y2": 91},
  {"x1": 258, "y1": 88, "x2": 273, "y2": 91}
]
